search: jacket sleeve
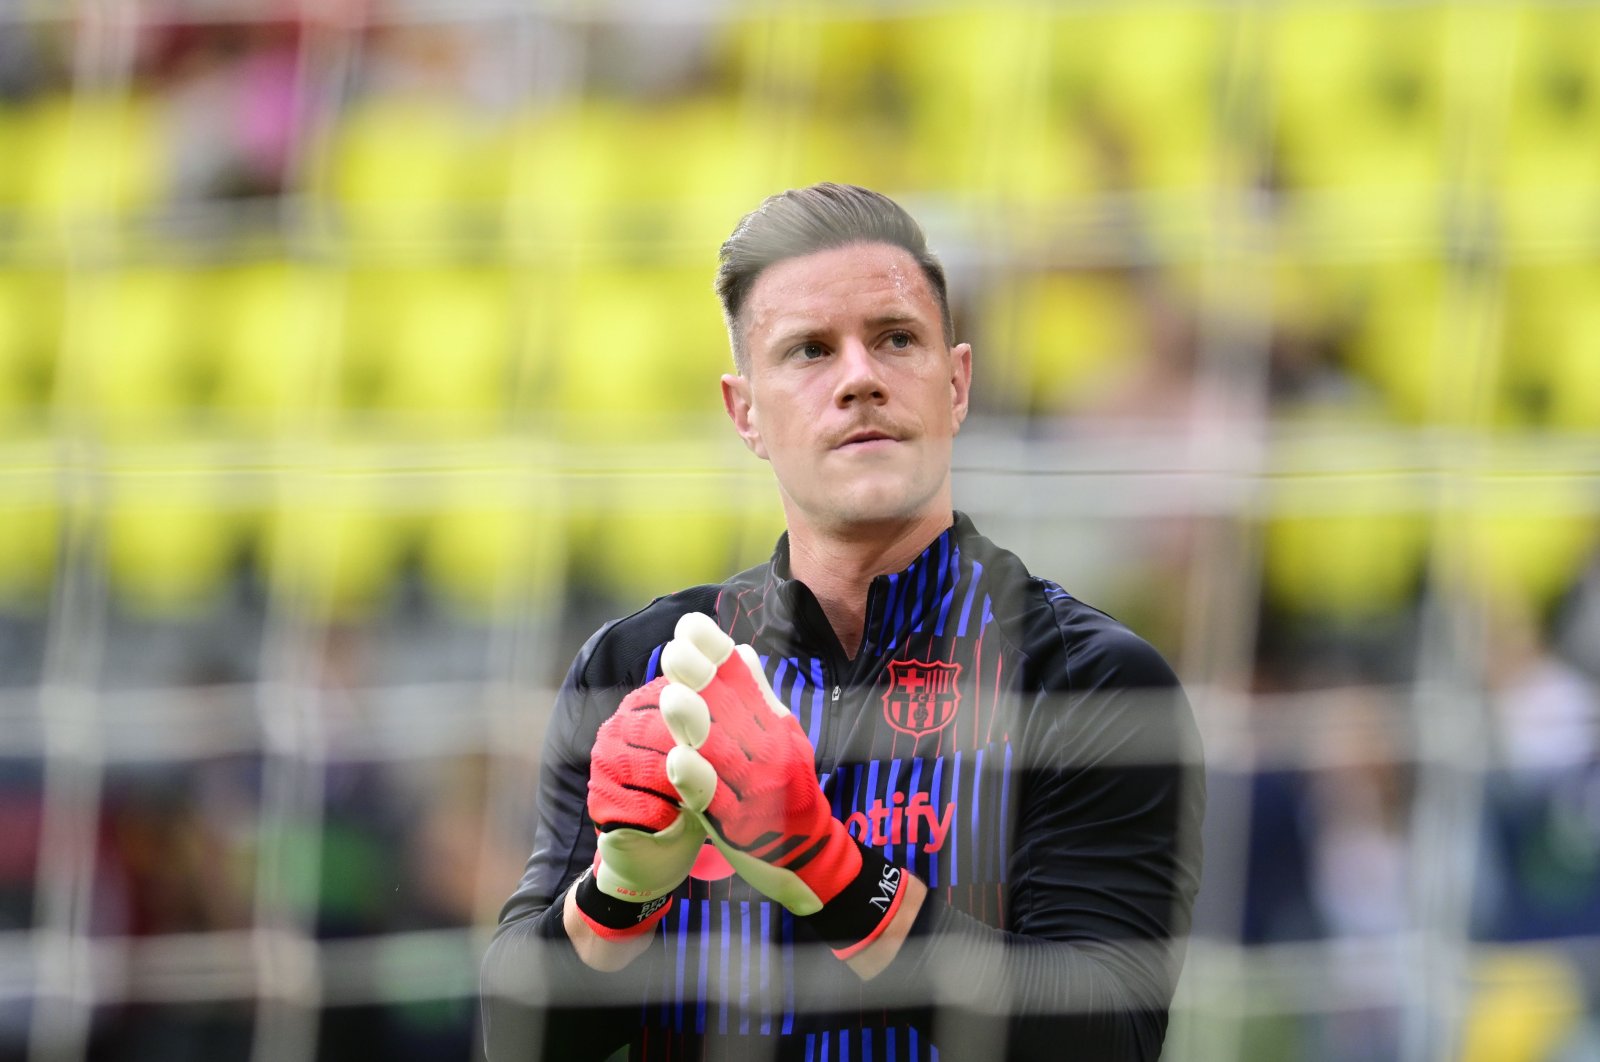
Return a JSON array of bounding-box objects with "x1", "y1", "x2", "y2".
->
[
  {"x1": 876, "y1": 621, "x2": 1206, "y2": 1061},
  {"x1": 478, "y1": 622, "x2": 666, "y2": 1062}
]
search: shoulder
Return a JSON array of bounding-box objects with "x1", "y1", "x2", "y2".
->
[
  {"x1": 956, "y1": 516, "x2": 1178, "y2": 694},
  {"x1": 1010, "y1": 582, "x2": 1199, "y2": 779},
  {"x1": 1027, "y1": 583, "x2": 1181, "y2": 693},
  {"x1": 568, "y1": 582, "x2": 726, "y2": 692}
]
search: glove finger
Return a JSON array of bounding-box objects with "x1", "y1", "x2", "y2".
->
[
  {"x1": 597, "y1": 810, "x2": 701, "y2": 858},
  {"x1": 698, "y1": 833, "x2": 826, "y2": 917},
  {"x1": 588, "y1": 780, "x2": 680, "y2": 833},
  {"x1": 589, "y1": 717, "x2": 680, "y2": 831},
  {"x1": 659, "y1": 682, "x2": 711, "y2": 749},
  {"x1": 665, "y1": 744, "x2": 718, "y2": 814},
  {"x1": 599, "y1": 697, "x2": 675, "y2": 754},
  {"x1": 589, "y1": 755, "x2": 680, "y2": 829},
  {"x1": 661, "y1": 614, "x2": 734, "y2": 691},
  {"x1": 678, "y1": 612, "x2": 736, "y2": 665},
  {"x1": 595, "y1": 817, "x2": 702, "y2": 901},
  {"x1": 661, "y1": 638, "x2": 717, "y2": 692},
  {"x1": 734, "y1": 644, "x2": 790, "y2": 719},
  {"x1": 597, "y1": 825, "x2": 660, "y2": 867}
]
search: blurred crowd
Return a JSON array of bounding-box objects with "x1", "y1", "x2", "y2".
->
[{"x1": 0, "y1": 4, "x2": 1597, "y2": 1061}]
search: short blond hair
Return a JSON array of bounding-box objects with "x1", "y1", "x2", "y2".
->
[{"x1": 714, "y1": 183, "x2": 954, "y2": 373}]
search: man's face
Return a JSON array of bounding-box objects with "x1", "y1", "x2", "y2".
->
[{"x1": 721, "y1": 241, "x2": 972, "y2": 538}]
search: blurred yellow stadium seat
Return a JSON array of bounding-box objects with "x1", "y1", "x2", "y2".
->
[
  {"x1": 262, "y1": 449, "x2": 414, "y2": 621},
  {"x1": 0, "y1": 466, "x2": 60, "y2": 608},
  {"x1": 1265, "y1": 2, "x2": 1448, "y2": 241},
  {"x1": 418, "y1": 464, "x2": 565, "y2": 617},
  {"x1": 64, "y1": 266, "x2": 205, "y2": 434},
  {"x1": 717, "y1": 12, "x2": 888, "y2": 121},
  {"x1": 915, "y1": 3, "x2": 1234, "y2": 235},
  {"x1": 508, "y1": 94, "x2": 811, "y2": 258},
  {"x1": 340, "y1": 265, "x2": 401, "y2": 416},
  {"x1": 723, "y1": 8, "x2": 1067, "y2": 202},
  {"x1": 1503, "y1": 265, "x2": 1600, "y2": 433},
  {"x1": 207, "y1": 259, "x2": 339, "y2": 432},
  {"x1": 1497, "y1": 6, "x2": 1600, "y2": 248},
  {"x1": 655, "y1": 97, "x2": 784, "y2": 251},
  {"x1": 103, "y1": 453, "x2": 242, "y2": 616},
  {"x1": 0, "y1": 103, "x2": 23, "y2": 210},
  {"x1": 545, "y1": 263, "x2": 731, "y2": 433},
  {"x1": 1447, "y1": 469, "x2": 1598, "y2": 611},
  {"x1": 778, "y1": 110, "x2": 903, "y2": 209},
  {"x1": 1444, "y1": 2, "x2": 1519, "y2": 180},
  {"x1": 324, "y1": 95, "x2": 510, "y2": 252},
  {"x1": 1264, "y1": 427, "x2": 1431, "y2": 620},
  {"x1": 1089, "y1": 5, "x2": 1232, "y2": 195},
  {"x1": 738, "y1": 494, "x2": 788, "y2": 570},
  {"x1": 1269, "y1": 254, "x2": 1344, "y2": 349},
  {"x1": 529, "y1": 252, "x2": 728, "y2": 605},
  {"x1": 619, "y1": 490, "x2": 783, "y2": 609},
  {"x1": 981, "y1": 12, "x2": 1116, "y2": 223},
  {"x1": 9, "y1": 94, "x2": 169, "y2": 247},
  {"x1": 988, "y1": 111, "x2": 1103, "y2": 231},
  {"x1": 1460, "y1": 948, "x2": 1585, "y2": 1062},
  {"x1": 1339, "y1": 260, "x2": 1505, "y2": 426},
  {"x1": 980, "y1": 269, "x2": 1142, "y2": 414},
  {"x1": 369, "y1": 265, "x2": 516, "y2": 435},
  {"x1": 574, "y1": 448, "x2": 777, "y2": 608},
  {"x1": 501, "y1": 263, "x2": 565, "y2": 427},
  {"x1": 506, "y1": 99, "x2": 660, "y2": 255},
  {"x1": 1342, "y1": 261, "x2": 1442, "y2": 423},
  {"x1": 1265, "y1": 488, "x2": 1430, "y2": 622},
  {"x1": 886, "y1": 6, "x2": 1040, "y2": 200},
  {"x1": 0, "y1": 268, "x2": 63, "y2": 424}
]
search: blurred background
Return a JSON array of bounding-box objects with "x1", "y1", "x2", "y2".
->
[{"x1": 0, "y1": 0, "x2": 1597, "y2": 1059}]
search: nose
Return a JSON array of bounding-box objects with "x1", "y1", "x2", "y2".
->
[{"x1": 832, "y1": 336, "x2": 887, "y2": 407}]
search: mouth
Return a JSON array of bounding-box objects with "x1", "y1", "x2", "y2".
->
[{"x1": 835, "y1": 429, "x2": 898, "y2": 450}]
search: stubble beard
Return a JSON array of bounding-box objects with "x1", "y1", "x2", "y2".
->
[{"x1": 784, "y1": 454, "x2": 951, "y2": 543}]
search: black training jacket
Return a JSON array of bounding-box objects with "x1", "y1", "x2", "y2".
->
[{"x1": 482, "y1": 513, "x2": 1205, "y2": 1061}]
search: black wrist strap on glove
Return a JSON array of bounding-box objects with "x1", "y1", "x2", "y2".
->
[
  {"x1": 572, "y1": 869, "x2": 673, "y2": 935},
  {"x1": 797, "y1": 844, "x2": 908, "y2": 959}
]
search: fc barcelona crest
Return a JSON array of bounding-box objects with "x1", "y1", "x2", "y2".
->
[{"x1": 882, "y1": 660, "x2": 963, "y2": 737}]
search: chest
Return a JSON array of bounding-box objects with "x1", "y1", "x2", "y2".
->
[{"x1": 751, "y1": 628, "x2": 1030, "y2": 908}]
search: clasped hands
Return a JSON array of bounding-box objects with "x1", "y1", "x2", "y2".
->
[{"x1": 577, "y1": 613, "x2": 903, "y2": 957}]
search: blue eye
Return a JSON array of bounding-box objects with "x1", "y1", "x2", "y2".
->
[
  {"x1": 798, "y1": 342, "x2": 826, "y2": 360},
  {"x1": 887, "y1": 331, "x2": 912, "y2": 349}
]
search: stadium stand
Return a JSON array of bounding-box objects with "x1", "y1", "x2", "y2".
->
[{"x1": 0, "y1": 4, "x2": 1595, "y2": 1061}]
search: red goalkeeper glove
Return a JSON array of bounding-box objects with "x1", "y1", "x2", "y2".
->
[
  {"x1": 574, "y1": 676, "x2": 706, "y2": 940},
  {"x1": 659, "y1": 613, "x2": 908, "y2": 959}
]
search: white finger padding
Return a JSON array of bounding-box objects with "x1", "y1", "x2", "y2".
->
[
  {"x1": 677, "y1": 612, "x2": 735, "y2": 666},
  {"x1": 665, "y1": 745, "x2": 718, "y2": 814},
  {"x1": 660, "y1": 638, "x2": 716, "y2": 692},
  {"x1": 659, "y1": 682, "x2": 711, "y2": 749},
  {"x1": 735, "y1": 644, "x2": 791, "y2": 718}
]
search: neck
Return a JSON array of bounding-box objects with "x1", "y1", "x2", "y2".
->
[{"x1": 784, "y1": 509, "x2": 954, "y2": 659}]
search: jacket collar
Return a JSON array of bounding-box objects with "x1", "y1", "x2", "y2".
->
[{"x1": 726, "y1": 513, "x2": 978, "y2": 658}]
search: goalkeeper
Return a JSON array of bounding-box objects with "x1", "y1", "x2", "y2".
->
[{"x1": 481, "y1": 184, "x2": 1205, "y2": 1061}]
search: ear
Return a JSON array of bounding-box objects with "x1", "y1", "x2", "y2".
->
[
  {"x1": 721, "y1": 373, "x2": 769, "y2": 460},
  {"x1": 949, "y1": 342, "x2": 973, "y2": 433}
]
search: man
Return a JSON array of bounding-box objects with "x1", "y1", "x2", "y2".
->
[{"x1": 481, "y1": 183, "x2": 1205, "y2": 1060}]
